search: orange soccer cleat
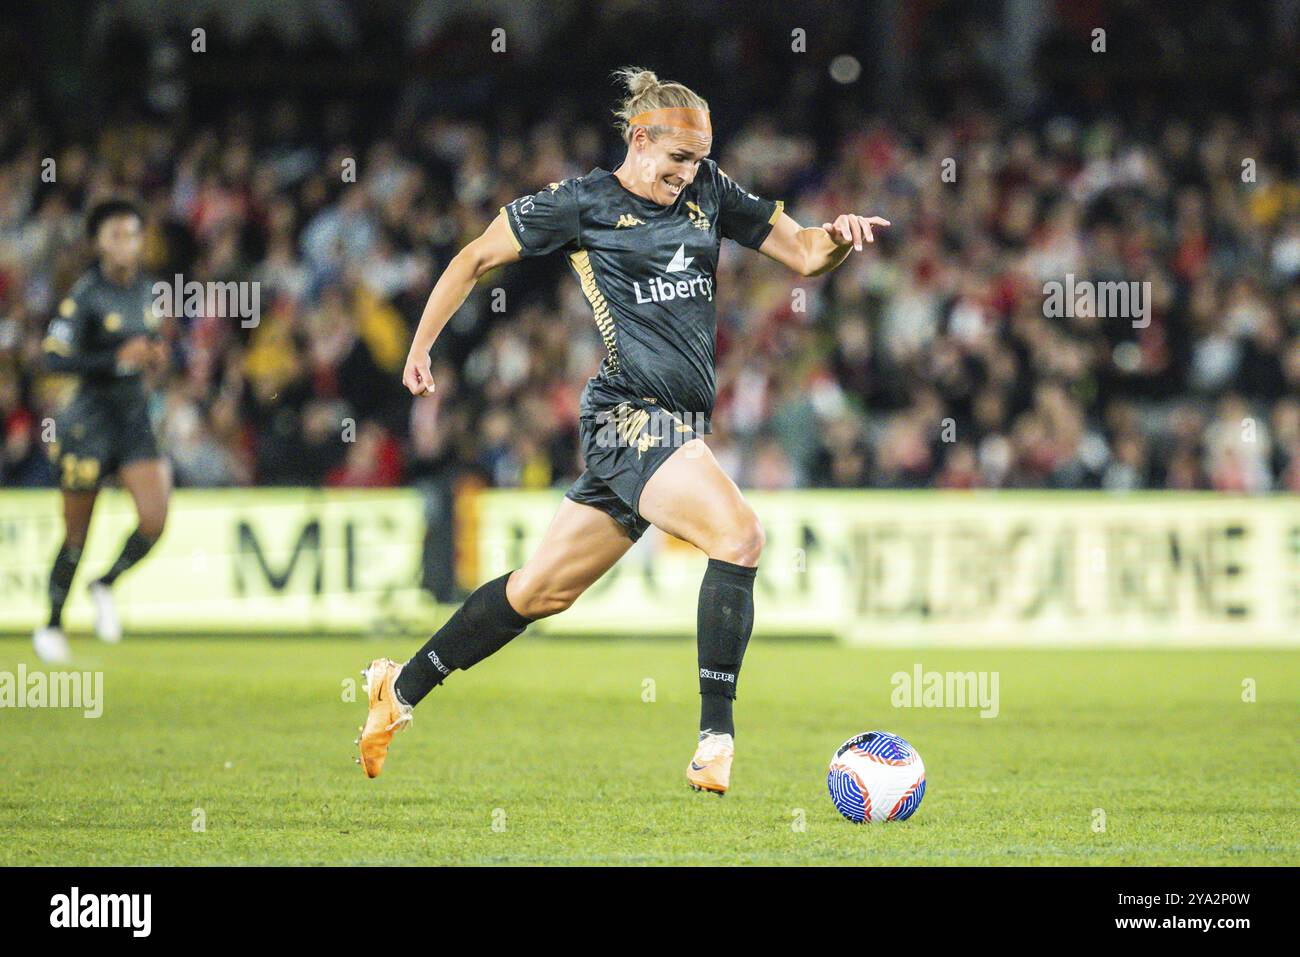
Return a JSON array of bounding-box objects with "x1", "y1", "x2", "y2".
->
[
  {"x1": 686, "y1": 731, "x2": 734, "y2": 796},
  {"x1": 355, "y1": 658, "x2": 412, "y2": 778}
]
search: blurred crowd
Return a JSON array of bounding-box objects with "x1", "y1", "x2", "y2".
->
[{"x1": 1, "y1": 87, "x2": 1298, "y2": 494}]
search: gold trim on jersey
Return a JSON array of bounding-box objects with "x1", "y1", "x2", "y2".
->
[
  {"x1": 568, "y1": 250, "x2": 620, "y2": 375},
  {"x1": 768, "y1": 200, "x2": 785, "y2": 225}
]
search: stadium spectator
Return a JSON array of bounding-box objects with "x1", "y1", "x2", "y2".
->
[{"x1": 0, "y1": 11, "x2": 1296, "y2": 499}]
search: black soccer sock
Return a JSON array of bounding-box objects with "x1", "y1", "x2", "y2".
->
[
  {"x1": 393, "y1": 572, "x2": 532, "y2": 709},
  {"x1": 47, "y1": 542, "x2": 84, "y2": 628},
  {"x1": 96, "y1": 529, "x2": 158, "y2": 587},
  {"x1": 696, "y1": 558, "x2": 756, "y2": 738}
]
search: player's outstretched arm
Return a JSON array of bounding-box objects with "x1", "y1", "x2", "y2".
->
[
  {"x1": 758, "y1": 211, "x2": 890, "y2": 278},
  {"x1": 402, "y1": 212, "x2": 522, "y2": 396}
]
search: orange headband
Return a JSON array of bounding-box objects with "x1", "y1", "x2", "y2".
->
[{"x1": 627, "y1": 107, "x2": 712, "y2": 135}]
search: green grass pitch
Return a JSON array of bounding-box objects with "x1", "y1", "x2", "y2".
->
[{"x1": 1, "y1": 635, "x2": 1295, "y2": 866}]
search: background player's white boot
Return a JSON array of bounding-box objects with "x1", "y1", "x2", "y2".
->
[
  {"x1": 89, "y1": 581, "x2": 122, "y2": 644},
  {"x1": 33, "y1": 626, "x2": 72, "y2": 663}
]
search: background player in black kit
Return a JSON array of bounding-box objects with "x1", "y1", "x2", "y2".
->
[
  {"x1": 33, "y1": 199, "x2": 171, "y2": 663},
  {"x1": 358, "y1": 68, "x2": 888, "y2": 792}
]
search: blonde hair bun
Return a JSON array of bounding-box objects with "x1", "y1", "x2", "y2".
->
[{"x1": 611, "y1": 66, "x2": 709, "y2": 142}]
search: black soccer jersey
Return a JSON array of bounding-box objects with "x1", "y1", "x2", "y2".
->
[
  {"x1": 43, "y1": 263, "x2": 161, "y2": 405},
  {"x1": 501, "y1": 159, "x2": 782, "y2": 429}
]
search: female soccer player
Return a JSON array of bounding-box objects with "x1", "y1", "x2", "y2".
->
[
  {"x1": 359, "y1": 68, "x2": 888, "y2": 793},
  {"x1": 33, "y1": 199, "x2": 170, "y2": 663}
]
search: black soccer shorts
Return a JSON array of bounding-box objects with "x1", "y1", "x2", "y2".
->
[
  {"x1": 50, "y1": 392, "x2": 160, "y2": 491},
  {"x1": 565, "y1": 399, "x2": 699, "y2": 541}
]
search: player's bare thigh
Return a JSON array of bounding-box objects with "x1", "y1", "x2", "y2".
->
[
  {"x1": 118, "y1": 458, "x2": 172, "y2": 539},
  {"x1": 506, "y1": 497, "x2": 634, "y2": 619},
  {"x1": 61, "y1": 490, "x2": 99, "y2": 549},
  {"x1": 638, "y1": 438, "x2": 764, "y2": 567}
]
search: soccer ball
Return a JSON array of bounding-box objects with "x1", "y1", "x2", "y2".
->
[{"x1": 827, "y1": 731, "x2": 926, "y2": 823}]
